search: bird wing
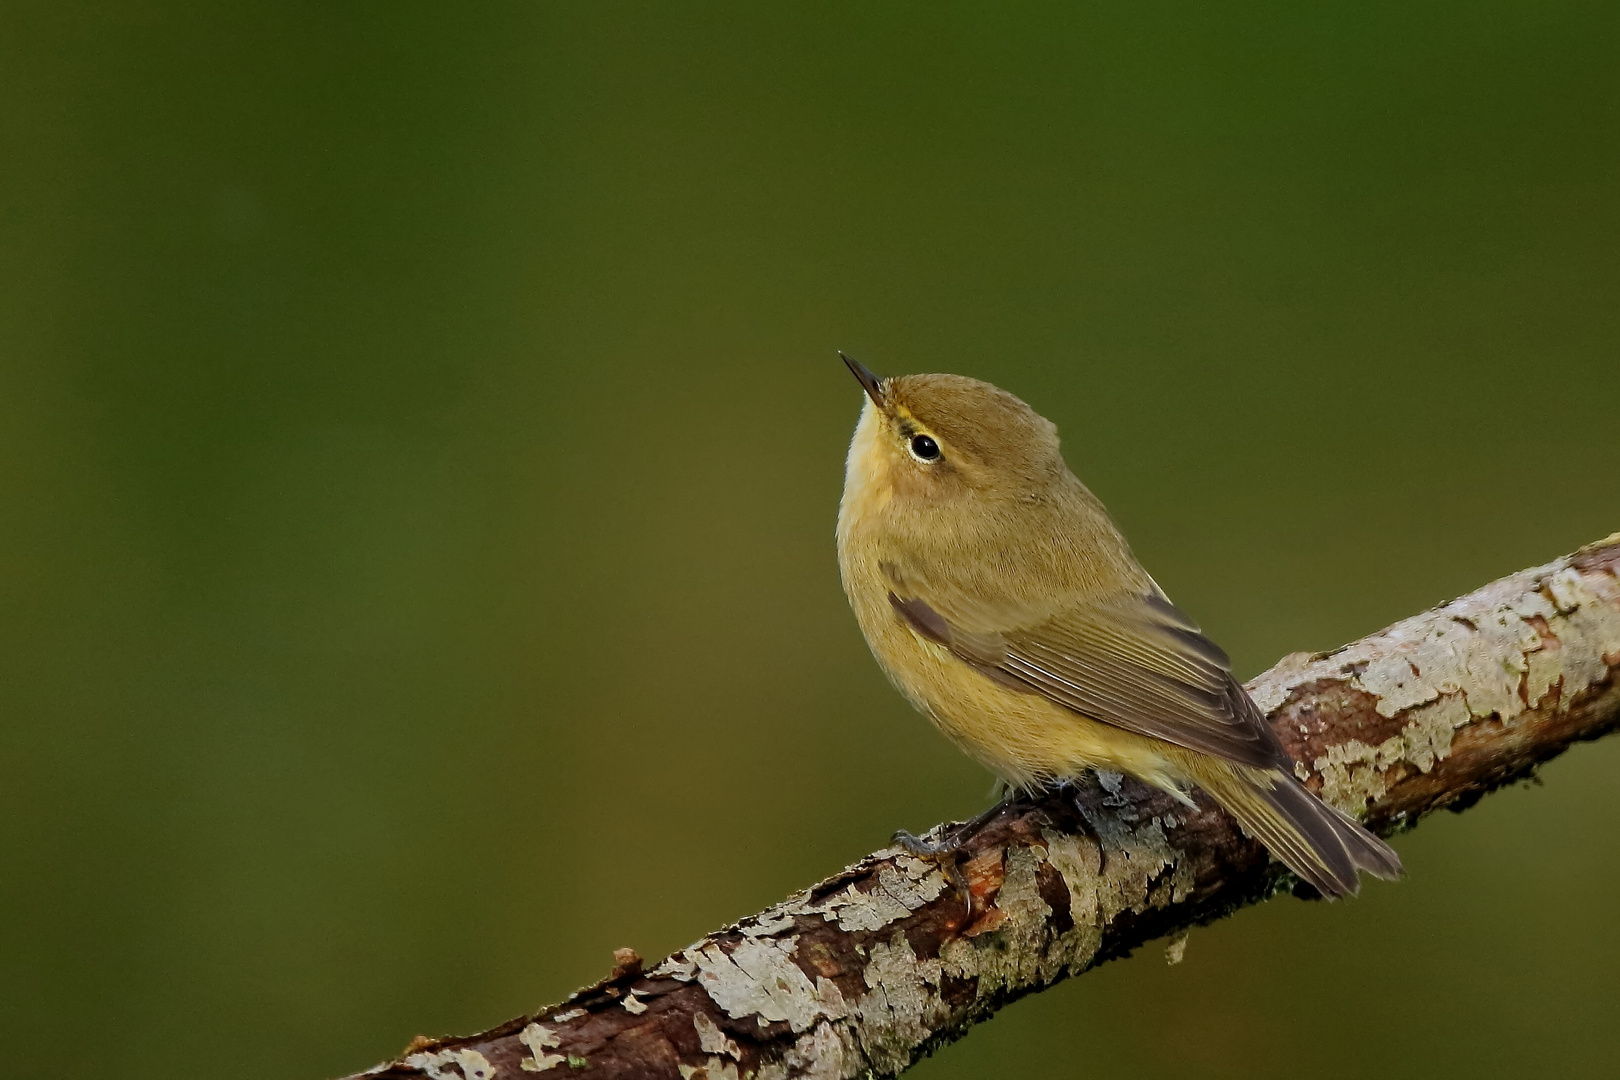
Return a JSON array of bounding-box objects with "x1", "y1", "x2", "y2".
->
[{"x1": 887, "y1": 578, "x2": 1284, "y2": 769}]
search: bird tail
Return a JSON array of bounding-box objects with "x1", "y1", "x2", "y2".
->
[{"x1": 1195, "y1": 762, "x2": 1403, "y2": 899}]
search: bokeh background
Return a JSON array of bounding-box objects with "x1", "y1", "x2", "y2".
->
[{"x1": 4, "y1": 4, "x2": 1619, "y2": 1078}]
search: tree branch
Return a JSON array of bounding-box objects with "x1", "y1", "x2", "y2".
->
[{"x1": 345, "y1": 536, "x2": 1620, "y2": 1080}]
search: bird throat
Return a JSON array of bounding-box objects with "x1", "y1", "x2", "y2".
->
[{"x1": 839, "y1": 404, "x2": 898, "y2": 532}]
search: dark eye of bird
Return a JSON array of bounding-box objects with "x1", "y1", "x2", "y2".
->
[{"x1": 909, "y1": 434, "x2": 941, "y2": 461}]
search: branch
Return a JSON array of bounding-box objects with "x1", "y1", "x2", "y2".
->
[{"x1": 346, "y1": 536, "x2": 1620, "y2": 1080}]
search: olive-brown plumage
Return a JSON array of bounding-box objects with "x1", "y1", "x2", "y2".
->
[{"x1": 835, "y1": 356, "x2": 1400, "y2": 898}]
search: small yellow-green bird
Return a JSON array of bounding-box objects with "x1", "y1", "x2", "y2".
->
[{"x1": 835, "y1": 354, "x2": 1400, "y2": 898}]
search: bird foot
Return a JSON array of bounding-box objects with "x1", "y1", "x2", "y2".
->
[
  {"x1": 891, "y1": 794, "x2": 1026, "y2": 926},
  {"x1": 891, "y1": 827, "x2": 975, "y2": 925},
  {"x1": 891, "y1": 827, "x2": 960, "y2": 858}
]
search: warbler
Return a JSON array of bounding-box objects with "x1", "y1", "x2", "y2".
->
[{"x1": 835, "y1": 354, "x2": 1401, "y2": 898}]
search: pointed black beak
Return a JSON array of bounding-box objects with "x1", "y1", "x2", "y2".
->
[{"x1": 839, "y1": 351, "x2": 886, "y2": 409}]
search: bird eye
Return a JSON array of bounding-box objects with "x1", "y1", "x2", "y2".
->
[{"x1": 909, "y1": 434, "x2": 941, "y2": 462}]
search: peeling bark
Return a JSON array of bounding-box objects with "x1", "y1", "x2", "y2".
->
[{"x1": 343, "y1": 536, "x2": 1620, "y2": 1080}]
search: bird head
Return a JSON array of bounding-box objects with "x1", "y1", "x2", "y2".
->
[{"x1": 839, "y1": 353, "x2": 1065, "y2": 512}]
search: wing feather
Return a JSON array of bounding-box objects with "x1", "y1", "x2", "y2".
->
[{"x1": 892, "y1": 585, "x2": 1285, "y2": 769}]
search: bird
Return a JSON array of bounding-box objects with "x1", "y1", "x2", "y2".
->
[{"x1": 834, "y1": 353, "x2": 1401, "y2": 898}]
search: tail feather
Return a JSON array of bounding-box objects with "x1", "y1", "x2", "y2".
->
[{"x1": 1200, "y1": 766, "x2": 1403, "y2": 899}]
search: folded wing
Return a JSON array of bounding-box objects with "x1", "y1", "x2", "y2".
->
[{"x1": 888, "y1": 585, "x2": 1286, "y2": 769}]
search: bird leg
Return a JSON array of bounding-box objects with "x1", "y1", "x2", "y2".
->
[
  {"x1": 1055, "y1": 771, "x2": 1109, "y2": 829},
  {"x1": 1048, "y1": 771, "x2": 1130, "y2": 875},
  {"x1": 891, "y1": 790, "x2": 1026, "y2": 924},
  {"x1": 891, "y1": 795, "x2": 1019, "y2": 857}
]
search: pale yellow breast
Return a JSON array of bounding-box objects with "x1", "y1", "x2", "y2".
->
[{"x1": 835, "y1": 405, "x2": 1182, "y2": 791}]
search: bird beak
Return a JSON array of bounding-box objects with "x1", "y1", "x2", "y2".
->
[{"x1": 840, "y1": 352, "x2": 886, "y2": 410}]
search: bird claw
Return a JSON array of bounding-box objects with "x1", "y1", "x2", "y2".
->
[
  {"x1": 892, "y1": 829, "x2": 974, "y2": 925},
  {"x1": 891, "y1": 827, "x2": 958, "y2": 858},
  {"x1": 889, "y1": 795, "x2": 1019, "y2": 927}
]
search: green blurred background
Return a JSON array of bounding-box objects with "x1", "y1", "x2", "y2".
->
[{"x1": 3, "y1": 3, "x2": 1618, "y2": 1078}]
